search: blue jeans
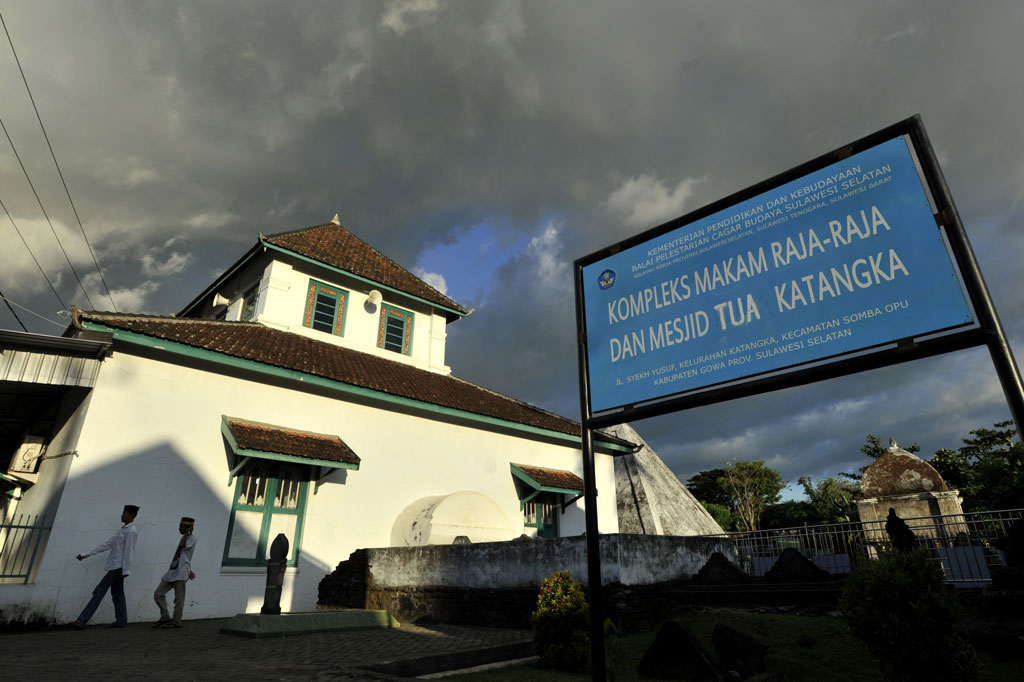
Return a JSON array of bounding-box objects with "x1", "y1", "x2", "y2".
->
[{"x1": 78, "y1": 569, "x2": 127, "y2": 625}]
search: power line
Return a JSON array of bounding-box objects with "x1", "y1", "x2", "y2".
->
[
  {"x1": 0, "y1": 291, "x2": 66, "y2": 329},
  {"x1": 1, "y1": 12, "x2": 117, "y2": 312},
  {"x1": 0, "y1": 286, "x2": 28, "y2": 332},
  {"x1": 0, "y1": 192, "x2": 68, "y2": 309},
  {"x1": 0, "y1": 113, "x2": 94, "y2": 309}
]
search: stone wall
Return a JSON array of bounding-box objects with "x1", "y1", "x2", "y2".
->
[
  {"x1": 319, "y1": 534, "x2": 732, "y2": 627},
  {"x1": 858, "y1": 490, "x2": 968, "y2": 542},
  {"x1": 364, "y1": 585, "x2": 538, "y2": 628}
]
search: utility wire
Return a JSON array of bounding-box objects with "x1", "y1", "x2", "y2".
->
[
  {"x1": 1, "y1": 13, "x2": 116, "y2": 312},
  {"x1": 0, "y1": 286, "x2": 29, "y2": 332},
  {"x1": 0, "y1": 193, "x2": 68, "y2": 308},
  {"x1": 0, "y1": 113, "x2": 94, "y2": 309},
  {"x1": 0, "y1": 291, "x2": 66, "y2": 329}
]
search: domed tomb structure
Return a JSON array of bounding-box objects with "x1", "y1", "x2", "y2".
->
[
  {"x1": 390, "y1": 491, "x2": 514, "y2": 546},
  {"x1": 857, "y1": 439, "x2": 965, "y2": 542}
]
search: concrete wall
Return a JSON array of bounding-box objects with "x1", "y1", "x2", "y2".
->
[
  {"x1": 351, "y1": 534, "x2": 731, "y2": 590},
  {"x1": 0, "y1": 349, "x2": 618, "y2": 624},
  {"x1": 318, "y1": 534, "x2": 733, "y2": 627}
]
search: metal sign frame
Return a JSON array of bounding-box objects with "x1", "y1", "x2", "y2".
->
[
  {"x1": 571, "y1": 115, "x2": 1024, "y2": 680},
  {"x1": 576, "y1": 115, "x2": 1023, "y2": 430}
]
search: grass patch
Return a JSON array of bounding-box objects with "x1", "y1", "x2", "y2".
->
[{"x1": 452, "y1": 610, "x2": 1023, "y2": 681}]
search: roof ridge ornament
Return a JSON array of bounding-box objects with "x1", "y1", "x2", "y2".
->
[{"x1": 330, "y1": 214, "x2": 341, "y2": 226}]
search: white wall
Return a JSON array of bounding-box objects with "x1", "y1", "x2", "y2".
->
[
  {"x1": 0, "y1": 349, "x2": 616, "y2": 623},
  {"x1": 243, "y1": 259, "x2": 451, "y2": 374}
]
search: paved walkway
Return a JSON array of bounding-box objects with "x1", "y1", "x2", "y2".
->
[{"x1": 1, "y1": 618, "x2": 531, "y2": 681}]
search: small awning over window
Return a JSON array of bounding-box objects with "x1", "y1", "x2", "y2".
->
[
  {"x1": 221, "y1": 416, "x2": 360, "y2": 486},
  {"x1": 1, "y1": 472, "x2": 24, "y2": 500},
  {"x1": 510, "y1": 463, "x2": 584, "y2": 510}
]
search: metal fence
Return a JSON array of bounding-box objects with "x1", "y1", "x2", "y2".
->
[
  {"x1": 706, "y1": 508, "x2": 1023, "y2": 587},
  {"x1": 0, "y1": 514, "x2": 51, "y2": 584}
]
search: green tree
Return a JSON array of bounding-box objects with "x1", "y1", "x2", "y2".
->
[
  {"x1": 759, "y1": 499, "x2": 814, "y2": 529},
  {"x1": 860, "y1": 433, "x2": 921, "y2": 459},
  {"x1": 799, "y1": 475, "x2": 861, "y2": 524},
  {"x1": 700, "y1": 501, "x2": 736, "y2": 531},
  {"x1": 685, "y1": 468, "x2": 732, "y2": 507},
  {"x1": 929, "y1": 420, "x2": 1023, "y2": 511},
  {"x1": 720, "y1": 460, "x2": 786, "y2": 531},
  {"x1": 760, "y1": 476, "x2": 861, "y2": 529},
  {"x1": 842, "y1": 434, "x2": 921, "y2": 481},
  {"x1": 930, "y1": 447, "x2": 971, "y2": 492}
]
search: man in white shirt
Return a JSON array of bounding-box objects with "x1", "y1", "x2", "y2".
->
[
  {"x1": 69, "y1": 504, "x2": 139, "y2": 629},
  {"x1": 153, "y1": 516, "x2": 197, "y2": 628}
]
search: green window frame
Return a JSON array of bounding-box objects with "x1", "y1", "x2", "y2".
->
[
  {"x1": 377, "y1": 304, "x2": 414, "y2": 355},
  {"x1": 222, "y1": 462, "x2": 308, "y2": 568},
  {"x1": 303, "y1": 279, "x2": 348, "y2": 336},
  {"x1": 522, "y1": 494, "x2": 561, "y2": 538},
  {"x1": 510, "y1": 463, "x2": 584, "y2": 540},
  {"x1": 241, "y1": 283, "x2": 260, "y2": 321}
]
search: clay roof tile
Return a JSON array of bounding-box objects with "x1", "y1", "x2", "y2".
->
[
  {"x1": 264, "y1": 223, "x2": 467, "y2": 315},
  {"x1": 76, "y1": 311, "x2": 594, "y2": 440}
]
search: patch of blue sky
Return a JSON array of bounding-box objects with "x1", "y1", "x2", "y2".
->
[
  {"x1": 779, "y1": 482, "x2": 805, "y2": 502},
  {"x1": 414, "y1": 221, "x2": 529, "y2": 307}
]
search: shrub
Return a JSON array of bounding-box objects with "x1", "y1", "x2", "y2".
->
[
  {"x1": 702, "y1": 501, "x2": 737, "y2": 530},
  {"x1": 838, "y1": 548, "x2": 978, "y2": 681},
  {"x1": 531, "y1": 570, "x2": 590, "y2": 672}
]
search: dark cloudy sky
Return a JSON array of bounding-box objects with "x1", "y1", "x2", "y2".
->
[{"x1": 2, "y1": 1, "x2": 1022, "y2": 496}]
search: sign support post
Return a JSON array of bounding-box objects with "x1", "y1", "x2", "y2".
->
[
  {"x1": 575, "y1": 264, "x2": 607, "y2": 682},
  {"x1": 580, "y1": 424, "x2": 606, "y2": 681}
]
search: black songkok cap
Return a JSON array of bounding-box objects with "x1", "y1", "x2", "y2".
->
[
  {"x1": 180, "y1": 517, "x2": 195, "y2": 527},
  {"x1": 123, "y1": 504, "x2": 140, "y2": 515}
]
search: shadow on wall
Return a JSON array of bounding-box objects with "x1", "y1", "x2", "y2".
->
[{"x1": 7, "y1": 439, "x2": 331, "y2": 623}]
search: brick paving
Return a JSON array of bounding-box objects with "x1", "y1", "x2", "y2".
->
[{"x1": 1, "y1": 618, "x2": 531, "y2": 681}]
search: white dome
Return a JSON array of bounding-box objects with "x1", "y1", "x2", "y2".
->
[{"x1": 390, "y1": 491, "x2": 513, "y2": 546}]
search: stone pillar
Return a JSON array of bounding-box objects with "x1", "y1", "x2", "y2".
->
[{"x1": 261, "y1": 533, "x2": 290, "y2": 615}]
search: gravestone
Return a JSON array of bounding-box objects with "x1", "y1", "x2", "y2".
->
[
  {"x1": 885, "y1": 508, "x2": 918, "y2": 552},
  {"x1": 261, "y1": 533, "x2": 289, "y2": 615},
  {"x1": 764, "y1": 547, "x2": 832, "y2": 583},
  {"x1": 637, "y1": 619, "x2": 722, "y2": 681},
  {"x1": 692, "y1": 551, "x2": 751, "y2": 585},
  {"x1": 713, "y1": 623, "x2": 768, "y2": 679}
]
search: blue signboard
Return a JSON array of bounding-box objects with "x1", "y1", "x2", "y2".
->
[{"x1": 581, "y1": 137, "x2": 973, "y2": 413}]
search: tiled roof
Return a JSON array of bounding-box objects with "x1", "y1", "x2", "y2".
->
[
  {"x1": 225, "y1": 417, "x2": 360, "y2": 466},
  {"x1": 73, "y1": 311, "x2": 615, "y2": 443},
  {"x1": 515, "y1": 464, "x2": 585, "y2": 491},
  {"x1": 264, "y1": 223, "x2": 468, "y2": 316}
]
